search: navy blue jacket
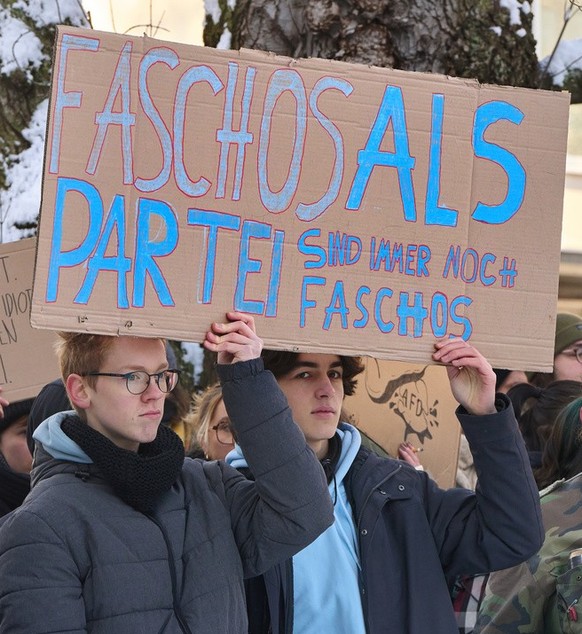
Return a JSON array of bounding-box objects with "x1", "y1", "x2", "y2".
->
[{"x1": 244, "y1": 395, "x2": 544, "y2": 634}]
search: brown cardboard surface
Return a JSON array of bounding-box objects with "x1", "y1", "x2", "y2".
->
[
  {"x1": 345, "y1": 358, "x2": 460, "y2": 488},
  {"x1": 0, "y1": 239, "x2": 60, "y2": 401},
  {"x1": 31, "y1": 26, "x2": 570, "y2": 371}
]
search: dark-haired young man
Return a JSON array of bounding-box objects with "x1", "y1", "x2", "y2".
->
[{"x1": 227, "y1": 339, "x2": 544, "y2": 634}]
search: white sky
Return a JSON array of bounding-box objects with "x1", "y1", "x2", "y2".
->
[{"x1": 82, "y1": 0, "x2": 205, "y2": 45}]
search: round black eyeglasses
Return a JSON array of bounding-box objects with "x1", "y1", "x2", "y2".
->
[{"x1": 83, "y1": 370, "x2": 180, "y2": 395}]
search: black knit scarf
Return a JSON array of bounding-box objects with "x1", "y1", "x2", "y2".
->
[{"x1": 61, "y1": 416, "x2": 184, "y2": 513}]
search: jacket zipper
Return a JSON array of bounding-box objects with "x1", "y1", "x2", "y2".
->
[
  {"x1": 284, "y1": 558, "x2": 294, "y2": 634},
  {"x1": 353, "y1": 461, "x2": 402, "y2": 633}
]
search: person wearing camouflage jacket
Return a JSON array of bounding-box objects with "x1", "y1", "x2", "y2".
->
[{"x1": 474, "y1": 472, "x2": 582, "y2": 633}]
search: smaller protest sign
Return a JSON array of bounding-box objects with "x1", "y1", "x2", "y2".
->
[
  {"x1": 345, "y1": 358, "x2": 461, "y2": 488},
  {"x1": 0, "y1": 239, "x2": 60, "y2": 401}
]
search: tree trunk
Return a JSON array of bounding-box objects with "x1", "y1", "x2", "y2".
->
[
  {"x1": 0, "y1": 12, "x2": 53, "y2": 192},
  {"x1": 204, "y1": 0, "x2": 540, "y2": 88},
  {"x1": 0, "y1": 1, "x2": 88, "y2": 228}
]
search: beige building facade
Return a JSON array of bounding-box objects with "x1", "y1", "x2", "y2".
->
[{"x1": 536, "y1": 1, "x2": 582, "y2": 315}]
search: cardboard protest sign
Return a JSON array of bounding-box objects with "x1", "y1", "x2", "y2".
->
[
  {"x1": 344, "y1": 358, "x2": 460, "y2": 488},
  {"x1": 0, "y1": 239, "x2": 60, "y2": 401},
  {"x1": 31, "y1": 26, "x2": 570, "y2": 370}
]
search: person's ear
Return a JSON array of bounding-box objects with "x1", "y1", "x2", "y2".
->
[
  {"x1": 200, "y1": 435, "x2": 210, "y2": 460},
  {"x1": 66, "y1": 374, "x2": 91, "y2": 411}
]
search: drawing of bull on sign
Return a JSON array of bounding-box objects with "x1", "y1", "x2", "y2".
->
[{"x1": 366, "y1": 362, "x2": 439, "y2": 447}]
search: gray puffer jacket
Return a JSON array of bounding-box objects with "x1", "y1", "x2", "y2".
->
[{"x1": 0, "y1": 358, "x2": 333, "y2": 633}]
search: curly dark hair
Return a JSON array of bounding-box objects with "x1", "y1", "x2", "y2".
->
[{"x1": 261, "y1": 349, "x2": 364, "y2": 396}]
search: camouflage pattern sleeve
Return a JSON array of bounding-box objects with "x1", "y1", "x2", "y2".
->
[
  {"x1": 473, "y1": 560, "x2": 548, "y2": 632},
  {"x1": 474, "y1": 476, "x2": 582, "y2": 633},
  {"x1": 557, "y1": 563, "x2": 582, "y2": 634}
]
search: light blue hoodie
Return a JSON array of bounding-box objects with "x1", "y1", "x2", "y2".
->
[
  {"x1": 227, "y1": 421, "x2": 366, "y2": 634},
  {"x1": 32, "y1": 412, "x2": 92, "y2": 463}
]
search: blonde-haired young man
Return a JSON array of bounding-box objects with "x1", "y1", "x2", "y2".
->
[{"x1": 0, "y1": 313, "x2": 333, "y2": 633}]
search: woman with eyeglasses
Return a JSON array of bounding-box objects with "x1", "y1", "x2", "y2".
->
[{"x1": 188, "y1": 383, "x2": 235, "y2": 460}]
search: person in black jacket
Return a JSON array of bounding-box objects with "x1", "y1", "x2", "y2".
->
[
  {"x1": 226, "y1": 337, "x2": 544, "y2": 634},
  {"x1": 26, "y1": 378, "x2": 71, "y2": 456},
  {"x1": 0, "y1": 397, "x2": 35, "y2": 517}
]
